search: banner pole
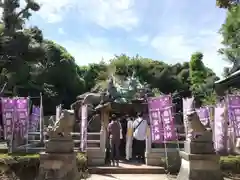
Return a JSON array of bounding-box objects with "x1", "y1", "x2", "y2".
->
[{"x1": 40, "y1": 93, "x2": 43, "y2": 144}]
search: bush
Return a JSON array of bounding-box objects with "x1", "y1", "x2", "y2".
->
[
  {"x1": 76, "y1": 152, "x2": 89, "y2": 179},
  {"x1": 220, "y1": 155, "x2": 240, "y2": 173},
  {"x1": 0, "y1": 153, "x2": 88, "y2": 180},
  {"x1": 162, "y1": 155, "x2": 240, "y2": 175}
]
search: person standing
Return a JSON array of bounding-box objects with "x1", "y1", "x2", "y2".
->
[
  {"x1": 133, "y1": 112, "x2": 147, "y2": 162},
  {"x1": 125, "y1": 115, "x2": 134, "y2": 161},
  {"x1": 107, "y1": 114, "x2": 121, "y2": 166}
]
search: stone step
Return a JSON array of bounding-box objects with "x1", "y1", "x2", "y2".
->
[
  {"x1": 88, "y1": 174, "x2": 171, "y2": 180},
  {"x1": 88, "y1": 162, "x2": 165, "y2": 174}
]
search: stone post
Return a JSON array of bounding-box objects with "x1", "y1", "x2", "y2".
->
[
  {"x1": 100, "y1": 109, "x2": 109, "y2": 153},
  {"x1": 177, "y1": 131, "x2": 224, "y2": 180},
  {"x1": 37, "y1": 110, "x2": 80, "y2": 180},
  {"x1": 100, "y1": 110, "x2": 106, "y2": 153}
]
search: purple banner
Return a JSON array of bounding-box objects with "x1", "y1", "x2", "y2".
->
[
  {"x1": 149, "y1": 109, "x2": 163, "y2": 143},
  {"x1": 148, "y1": 95, "x2": 176, "y2": 143},
  {"x1": 161, "y1": 107, "x2": 176, "y2": 141},
  {"x1": 1, "y1": 98, "x2": 15, "y2": 139},
  {"x1": 81, "y1": 105, "x2": 88, "y2": 151},
  {"x1": 15, "y1": 98, "x2": 29, "y2": 137},
  {"x1": 29, "y1": 105, "x2": 40, "y2": 132},
  {"x1": 196, "y1": 107, "x2": 210, "y2": 126},
  {"x1": 214, "y1": 107, "x2": 228, "y2": 152},
  {"x1": 1, "y1": 98, "x2": 29, "y2": 139},
  {"x1": 148, "y1": 95, "x2": 172, "y2": 110},
  {"x1": 182, "y1": 97, "x2": 195, "y2": 137},
  {"x1": 227, "y1": 95, "x2": 240, "y2": 137}
]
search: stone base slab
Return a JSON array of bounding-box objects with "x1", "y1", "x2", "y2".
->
[
  {"x1": 39, "y1": 152, "x2": 77, "y2": 162},
  {"x1": 177, "y1": 151, "x2": 223, "y2": 180},
  {"x1": 184, "y1": 141, "x2": 215, "y2": 154},
  {"x1": 37, "y1": 152, "x2": 80, "y2": 180},
  {"x1": 145, "y1": 152, "x2": 165, "y2": 166},
  {"x1": 87, "y1": 148, "x2": 105, "y2": 166}
]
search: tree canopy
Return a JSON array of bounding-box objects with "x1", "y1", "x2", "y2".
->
[
  {"x1": 216, "y1": 0, "x2": 239, "y2": 9},
  {"x1": 219, "y1": 5, "x2": 240, "y2": 75},
  {"x1": 0, "y1": 0, "x2": 228, "y2": 115}
]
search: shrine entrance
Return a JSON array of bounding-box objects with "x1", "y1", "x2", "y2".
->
[{"x1": 95, "y1": 101, "x2": 149, "y2": 165}]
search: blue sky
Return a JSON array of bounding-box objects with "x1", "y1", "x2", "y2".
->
[{"x1": 25, "y1": 0, "x2": 228, "y2": 77}]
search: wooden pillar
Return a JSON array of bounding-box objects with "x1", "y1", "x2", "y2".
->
[
  {"x1": 146, "y1": 125, "x2": 151, "y2": 153},
  {"x1": 100, "y1": 106, "x2": 109, "y2": 153}
]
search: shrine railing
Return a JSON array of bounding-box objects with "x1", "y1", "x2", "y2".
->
[{"x1": 25, "y1": 132, "x2": 101, "y2": 152}]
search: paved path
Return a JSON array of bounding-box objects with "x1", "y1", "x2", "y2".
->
[
  {"x1": 88, "y1": 174, "x2": 233, "y2": 180},
  {"x1": 88, "y1": 174, "x2": 176, "y2": 180}
]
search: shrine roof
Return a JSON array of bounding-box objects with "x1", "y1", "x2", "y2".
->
[
  {"x1": 215, "y1": 69, "x2": 240, "y2": 95},
  {"x1": 95, "y1": 101, "x2": 148, "y2": 113}
]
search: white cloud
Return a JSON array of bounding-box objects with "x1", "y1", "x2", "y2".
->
[
  {"x1": 35, "y1": 0, "x2": 139, "y2": 30},
  {"x1": 22, "y1": 0, "x2": 74, "y2": 23},
  {"x1": 135, "y1": 35, "x2": 149, "y2": 45},
  {"x1": 151, "y1": 30, "x2": 225, "y2": 76},
  {"x1": 58, "y1": 37, "x2": 114, "y2": 65},
  {"x1": 58, "y1": 28, "x2": 65, "y2": 35}
]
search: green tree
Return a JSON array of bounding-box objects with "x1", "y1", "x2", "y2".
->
[
  {"x1": 0, "y1": 1, "x2": 86, "y2": 114},
  {"x1": 219, "y1": 5, "x2": 240, "y2": 74},
  {"x1": 0, "y1": 0, "x2": 43, "y2": 95},
  {"x1": 0, "y1": 1, "x2": 219, "y2": 114},
  {"x1": 216, "y1": 0, "x2": 239, "y2": 9},
  {"x1": 189, "y1": 52, "x2": 207, "y2": 102}
]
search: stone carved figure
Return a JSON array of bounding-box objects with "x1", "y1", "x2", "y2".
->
[
  {"x1": 81, "y1": 92, "x2": 110, "y2": 106},
  {"x1": 47, "y1": 109, "x2": 75, "y2": 139},
  {"x1": 186, "y1": 109, "x2": 212, "y2": 141},
  {"x1": 107, "y1": 75, "x2": 119, "y2": 99}
]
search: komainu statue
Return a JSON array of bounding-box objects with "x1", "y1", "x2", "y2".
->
[
  {"x1": 186, "y1": 109, "x2": 212, "y2": 142},
  {"x1": 47, "y1": 109, "x2": 75, "y2": 139}
]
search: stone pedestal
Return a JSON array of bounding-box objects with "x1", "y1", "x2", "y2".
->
[
  {"x1": 184, "y1": 141, "x2": 215, "y2": 154},
  {"x1": 37, "y1": 139, "x2": 80, "y2": 180},
  {"x1": 45, "y1": 139, "x2": 74, "y2": 153},
  {"x1": 177, "y1": 141, "x2": 223, "y2": 180}
]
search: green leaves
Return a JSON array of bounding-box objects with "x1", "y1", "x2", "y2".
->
[
  {"x1": 0, "y1": 0, "x2": 221, "y2": 114},
  {"x1": 189, "y1": 52, "x2": 217, "y2": 105},
  {"x1": 216, "y1": 0, "x2": 239, "y2": 9},
  {"x1": 219, "y1": 5, "x2": 240, "y2": 74}
]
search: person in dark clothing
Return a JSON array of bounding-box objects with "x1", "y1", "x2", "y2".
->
[
  {"x1": 107, "y1": 114, "x2": 121, "y2": 166},
  {"x1": 119, "y1": 117, "x2": 127, "y2": 158}
]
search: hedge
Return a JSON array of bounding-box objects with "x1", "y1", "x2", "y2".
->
[
  {"x1": 0, "y1": 153, "x2": 88, "y2": 180},
  {"x1": 1, "y1": 153, "x2": 240, "y2": 179},
  {"x1": 164, "y1": 155, "x2": 240, "y2": 178}
]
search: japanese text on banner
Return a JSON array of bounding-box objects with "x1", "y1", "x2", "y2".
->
[
  {"x1": 161, "y1": 107, "x2": 176, "y2": 141},
  {"x1": 227, "y1": 95, "x2": 240, "y2": 137},
  {"x1": 148, "y1": 95, "x2": 176, "y2": 143},
  {"x1": 149, "y1": 110, "x2": 163, "y2": 143},
  {"x1": 196, "y1": 107, "x2": 210, "y2": 126},
  {"x1": 15, "y1": 98, "x2": 29, "y2": 137},
  {"x1": 29, "y1": 105, "x2": 40, "y2": 132},
  {"x1": 214, "y1": 107, "x2": 228, "y2": 152},
  {"x1": 1, "y1": 98, "x2": 15, "y2": 139}
]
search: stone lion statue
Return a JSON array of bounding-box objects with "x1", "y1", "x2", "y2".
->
[
  {"x1": 47, "y1": 109, "x2": 75, "y2": 139},
  {"x1": 186, "y1": 110, "x2": 212, "y2": 141}
]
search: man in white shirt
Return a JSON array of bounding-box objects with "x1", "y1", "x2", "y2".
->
[{"x1": 133, "y1": 112, "x2": 147, "y2": 162}]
